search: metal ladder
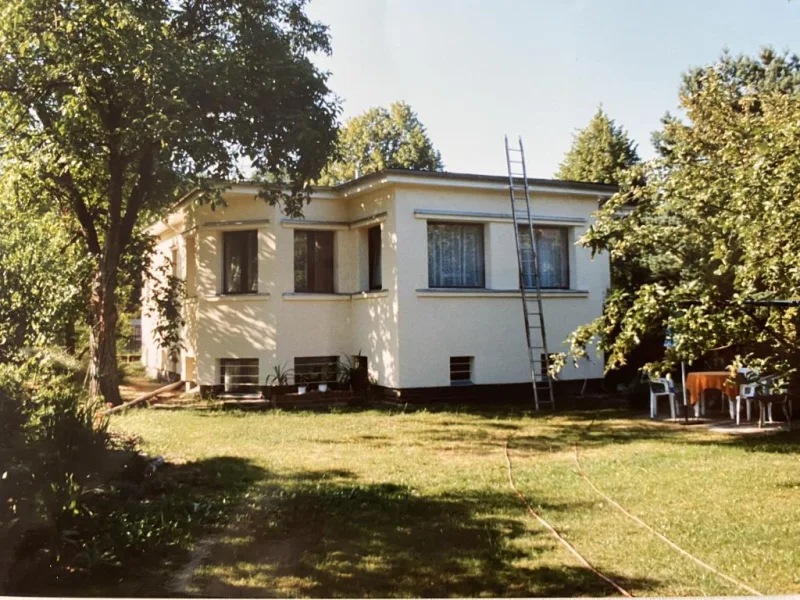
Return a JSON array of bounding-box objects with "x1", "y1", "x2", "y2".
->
[{"x1": 504, "y1": 135, "x2": 556, "y2": 410}]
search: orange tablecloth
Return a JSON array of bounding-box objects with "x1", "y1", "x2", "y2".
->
[{"x1": 685, "y1": 371, "x2": 739, "y2": 406}]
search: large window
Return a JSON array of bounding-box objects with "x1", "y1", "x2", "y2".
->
[
  {"x1": 223, "y1": 230, "x2": 258, "y2": 294},
  {"x1": 427, "y1": 222, "x2": 485, "y2": 288},
  {"x1": 519, "y1": 226, "x2": 569, "y2": 289},
  {"x1": 294, "y1": 230, "x2": 334, "y2": 293},
  {"x1": 368, "y1": 225, "x2": 382, "y2": 290}
]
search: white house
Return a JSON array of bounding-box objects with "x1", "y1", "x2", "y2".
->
[{"x1": 141, "y1": 169, "x2": 614, "y2": 400}]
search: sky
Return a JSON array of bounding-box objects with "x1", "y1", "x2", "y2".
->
[{"x1": 305, "y1": 0, "x2": 800, "y2": 179}]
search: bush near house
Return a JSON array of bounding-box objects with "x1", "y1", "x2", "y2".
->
[{"x1": 0, "y1": 356, "x2": 249, "y2": 594}]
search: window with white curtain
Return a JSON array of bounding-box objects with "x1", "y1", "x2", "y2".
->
[
  {"x1": 223, "y1": 230, "x2": 258, "y2": 294},
  {"x1": 427, "y1": 222, "x2": 485, "y2": 288},
  {"x1": 518, "y1": 226, "x2": 569, "y2": 289}
]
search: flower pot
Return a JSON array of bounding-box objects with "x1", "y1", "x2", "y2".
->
[
  {"x1": 318, "y1": 384, "x2": 328, "y2": 393},
  {"x1": 297, "y1": 385, "x2": 307, "y2": 395}
]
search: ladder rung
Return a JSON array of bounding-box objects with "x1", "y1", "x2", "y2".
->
[{"x1": 508, "y1": 135, "x2": 554, "y2": 411}]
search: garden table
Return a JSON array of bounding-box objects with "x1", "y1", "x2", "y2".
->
[{"x1": 685, "y1": 371, "x2": 739, "y2": 416}]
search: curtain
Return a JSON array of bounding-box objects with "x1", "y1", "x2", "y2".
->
[
  {"x1": 294, "y1": 230, "x2": 334, "y2": 293},
  {"x1": 519, "y1": 226, "x2": 568, "y2": 289},
  {"x1": 224, "y1": 230, "x2": 258, "y2": 293},
  {"x1": 312, "y1": 232, "x2": 334, "y2": 293},
  {"x1": 428, "y1": 223, "x2": 485, "y2": 288}
]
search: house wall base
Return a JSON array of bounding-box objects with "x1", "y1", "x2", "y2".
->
[{"x1": 372, "y1": 379, "x2": 619, "y2": 408}]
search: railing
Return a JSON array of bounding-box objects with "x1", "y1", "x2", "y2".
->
[{"x1": 121, "y1": 320, "x2": 142, "y2": 361}]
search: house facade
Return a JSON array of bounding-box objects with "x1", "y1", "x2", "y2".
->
[{"x1": 141, "y1": 169, "x2": 614, "y2": 399}]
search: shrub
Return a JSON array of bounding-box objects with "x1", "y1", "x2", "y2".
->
[{"x1": 0, "y1": 357, "x2": 108, "y2": 591}]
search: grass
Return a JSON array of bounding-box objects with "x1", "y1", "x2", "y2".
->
[{"x1": 84, "y1": 406, "x2": 800, "y2": 597}]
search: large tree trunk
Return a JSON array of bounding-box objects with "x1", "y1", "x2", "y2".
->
[{"x1": 88, "y1": 259, "x2": 122, "y2": 405}]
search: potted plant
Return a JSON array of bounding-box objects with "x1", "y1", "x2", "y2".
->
[
  {"x1": 295, "y1": 372, "x2": 309, "y2": 395},
  {"x1": 319, "y1": 362, "x2": 339, "y2": 392},
  {"x1": 338, "y1": 351, "x2": 369, "y2": 392},
  {"x1": 264, "y1": 363, "x2": 295, "y2": 399}
]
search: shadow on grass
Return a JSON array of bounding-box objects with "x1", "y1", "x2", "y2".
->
[
  {"x1": 14, "y1": 456, "x2": 268, "y2": 597},
  {"x1": 693, "y1": 427, "x2": 800, "y2": 454},
  {"x1": 188, "y1": 471, "x2": 657, "y2": 597}
]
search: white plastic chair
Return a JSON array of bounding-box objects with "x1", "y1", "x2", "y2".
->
[
  {"x1": 732, "y1": 367, "x2": 757, "y2": 424},
  {"x1": 649, "y1": 377, "x2": 679, "y2": 419},
  {"x1": 736, "y1": 373, "x2": 792, "y2": 427}
]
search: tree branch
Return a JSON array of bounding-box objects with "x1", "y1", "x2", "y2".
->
[
  {"x1": 44, "y1": 170, "x2": 101, "y2": 256},
  {"x1": 119, "y1": 142, "x2": 156, "y2": 249}
]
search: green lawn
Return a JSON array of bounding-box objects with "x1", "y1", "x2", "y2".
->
[{"x1": 99, "y1": 407, "x2": 800, "y2": 597}]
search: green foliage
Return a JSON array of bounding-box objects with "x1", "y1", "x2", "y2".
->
[
  {"x1": 555, "y1": 107, "x2": 639, "y2": 185},
  {"x1": 145, "y1": 260, "x2": 186, "y2": 365},
  {"x1": 0, "y1": 0, "x2": 340, "y2": 402},
  {"x1": 265, "y1": 363, "x2": 294, "y2": 386},
  {"x1": 554, "y1": 49, "x2": 800, "y2": 378},
  {"x1": 317, "y1": 101, "x2": 443, "y2": 185},
  {"x1": 336, "y1": 352, "x2": 363, "y2": 388},
  {"x1": 0, "y1": 357, "x2": 258, "y2": 592},
  {"x1": 0, "y1": 356, "x2": 108, "y2": 588},
  {"x1": 0, "y1": 0, "x2": 339, "y2": 219},
  {"x1": 0, "y1": 176, "x2": 90, "y2": 359}
]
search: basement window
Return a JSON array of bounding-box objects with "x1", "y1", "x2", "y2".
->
[
  {"x1": 219, "y1": 358, "x2": 259, "y2": 393},
  {"x1": 450, "y1": 356, "x2": 474, "y2": 386},
  {"x1": 294, "y1": 356, "x2": 339, "y2": 385}
]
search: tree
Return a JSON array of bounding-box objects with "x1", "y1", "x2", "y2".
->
[
  {"x1": 0, "y1": 174, "x2": 89, "y2": 359},
  {"x1": 0, "y1": 0, "x2": 339, "y2": 404},
  {"x1": 555, "y1": 107, "x2": 639, "y2": 185},
  {"x1": 317, "y1": 101, "x2": 443, "y2": 185},
  {"x1": 553, "y1": 49, "x2": 800, "y2": 379}
]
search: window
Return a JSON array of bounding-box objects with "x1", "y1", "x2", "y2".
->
[
  {"x1": 450, "y1": 356, "x2": 474, "y2": 385},
  {"x1": 368, "y1": 225, "x2": 382, "y2": 290},
  {"x1": 294, "y1": 356, "x2": 339, "y2": 385},
  {"x1": 294, "y1": 230, "x2": 334, "y2": 293},
  {"x1": 427, "y1": 223, "x2": 485, "y2": 288},
  {"x1": 519, "y1": 226, "x2": 569, "y2": 289},
  {"x1": 220, "y1": 358, "x2": 259, "y2": 393},
  {"x1": 223, "y1": 230, "x2": 258, "y2": 294}
]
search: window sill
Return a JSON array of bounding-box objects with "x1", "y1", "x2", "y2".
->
[
  {"x1": 352, "y1": 289, "x2": 389, "y2": 300},
  {"x1": 282, "y1": 292, "x2": 352, "y2": 302},
  {"x1": 415, "y1": 288, "x2": 589, "y2": 299},
  {"x1": 204, "y1": 293, "x2": 270, "y2": 302},
  {"x1": 282, "y1": 290, "x2": 390, "y2": 301}
]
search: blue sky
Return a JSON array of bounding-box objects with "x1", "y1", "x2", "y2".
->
[{"x1": 306, "y1": 0, "x2": 800, "y2": 178}]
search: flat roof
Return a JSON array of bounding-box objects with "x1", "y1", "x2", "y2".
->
[
  {"x1": 329, "y1": 168, "x2": 618, "y2": 195},
  {"x1": 153, "y1": 168, "x2": 618, "y2": 230}
]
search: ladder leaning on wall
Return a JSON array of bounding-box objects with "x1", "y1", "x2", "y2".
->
[{"x1": 504, "y1": 135, "x2": 556, "y2": 411}]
